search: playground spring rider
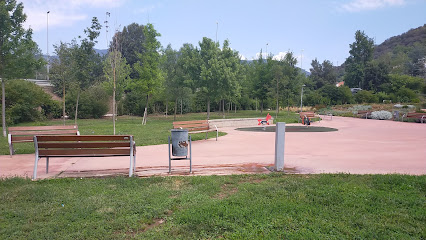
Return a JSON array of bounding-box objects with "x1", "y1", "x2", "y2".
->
[{"x1": 258, "y1": 113, "x2": 272, "y2": 128}]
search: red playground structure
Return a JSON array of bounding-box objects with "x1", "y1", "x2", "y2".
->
[{"x1": 258, "y1": 113, "x2": 272, "y2": 125}]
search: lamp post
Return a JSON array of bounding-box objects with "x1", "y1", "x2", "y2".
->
[
  {"x1": 300, "y1": 84, "x2": 306, "y2": 112},
  {"x1": 215, "y1": 21, "x2": 218, "y2": 43},
  {"x1": 46, "y1": 11, "x2": 50, "y2": 81}
]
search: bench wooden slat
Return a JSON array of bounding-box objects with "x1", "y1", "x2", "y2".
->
[
  {"x1": 11, "y1": 136, "x2": 34, "y2": 142},
  {"x1": 405, "y1": 113, "x2": 426, "y2": 117},
  {"x1": 173, "y1": 120, "x2": 207, "y2": 125},
  {"x1": 9, "y1": 126, "x2": 77, "y2": 131},
  {"x1": 10, "y1": 130, "x2": 79, "y2": 136},
  {"x1": 36, "y1": 135, "x2": 132, "y2": 142},
  {"x1": 38, "y1": 148, "x2": 131, "y2": 157},
  {"x1": 174, "y1": 123, "x2": 209, "y2": 127},
  {"x1": 38, "y1": 142, "x2": 131, "y2": 149}
]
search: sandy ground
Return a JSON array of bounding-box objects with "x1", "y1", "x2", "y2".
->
[{"x1": 1, "y1": 116, "x2": 425, "y2": 179}]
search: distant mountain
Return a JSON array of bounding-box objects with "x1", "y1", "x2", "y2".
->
[
  {"x1": 95, "y1": 49, "x2": 108, "y2": 56},
  {"x1": 374, "y1": 24, "x2": 426, "y2": 59}
]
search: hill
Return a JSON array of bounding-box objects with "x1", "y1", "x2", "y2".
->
[{"x1": 374, "y1": 24, "x2": 426, "y2": 59}]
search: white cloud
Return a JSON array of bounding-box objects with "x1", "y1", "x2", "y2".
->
[
  {"x1": 272, "y1": 52, "x2": 288, "y2": 61},
  {"x1": 239, "y1": 54, "x2": 247, "y2": 60},
  {"x1": 20, "y1": 0, "x2": 126, "y2": 31},
  {"x1": 340, "y1": 0, "x2": 406, "y2": 12}
]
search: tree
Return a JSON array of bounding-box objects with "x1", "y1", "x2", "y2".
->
[
  {"x1": 132, "y1": 23, "x2": 162, "y2": 125},
  {"x1": 251, "y1": 50, "x2": 271, "y2": 113},
  {"x1": 344, "y1": 30, "x2": 375, "y2": 88},
  {"x1": 216, "y1": 39, "x2": 241, "y2": 118},
  {"x1": 112, "y1": 23, "x2": 145, "y2": 78},
  {"x1": 0, "y1": 0, "x2": 44, "y2": 136},
  {"x1": 161, "y1": 44, "x2": 195, "y2": 120},
  {"x1": 103, "y1": 49, "x2": 131, "y2": 134},
  {"x1": 364, "y1": 61, "x2": 390, "y2": 92},
  {"x1": 198, "y1": 37, "x2": 221, "y2": 119},
  {"x1": 309, "y1": 59, "x2": 337, "y2": 89},
  {"x1": 71, "y1": 17, "x2": 102, "y2": 125},
  {"x1": 51, "y1": 42, "x2": 73, "y2": 125}
]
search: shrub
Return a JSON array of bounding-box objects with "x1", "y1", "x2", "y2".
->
[
  {"x1": 354, "y1": 90, "x2": 378, "y2": 103},
  {"x1": 2, "y1": 80, "x2": 61, "y2": 124},
  {"x1": 371, "y1": 110, "x2": 392, "y2": 120},
  {"x1": 66, "y1": 84, "x2": 109, "y2": 119}
]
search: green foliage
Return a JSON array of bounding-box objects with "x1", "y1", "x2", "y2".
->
[
  {"x1": 309, "y1": 59, "x2": 337, "y2": 89},
  {"x1": 0, "y1": 175, "x2": 424, "y2": 239},
  {"x1": 66, "y1": 84, "x2": 109, "y2": 119},
  {"x1": 102, "y1": 50, "x2": 131, "y2": 101},
  {"x1": 344, "y1": 30, "x2": 375, "y2": 88},
  {"x1": 2, "y1": 80, "x2": 60, "y2": 124},
  {"x1": 394, "y1": 87, "x2": 419, "y2": 103},
  {"x1": 112, "y1": 23, "x2": 146, "y2": 76},
  {"x1": 354, "y1": 90, "x2": 378, "y2": 103}
]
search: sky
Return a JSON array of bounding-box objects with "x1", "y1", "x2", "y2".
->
[{"x1": 20, "y1": 0, "x2": 426, "y2": 71}]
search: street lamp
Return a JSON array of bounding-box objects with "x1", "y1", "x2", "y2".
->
[
  {"x1": 300, "y1": 84, "x2": 306, "y2": 112},
  {"x1": 47, "y1": 11, "x2": 50, "y2": 81}
]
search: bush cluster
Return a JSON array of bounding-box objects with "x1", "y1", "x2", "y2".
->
[{"x1": 2, "y1": 80, "x2": 62, "y2": 124}]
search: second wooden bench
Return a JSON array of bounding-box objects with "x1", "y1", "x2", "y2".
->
[
  {"x1": 173, "y1": 120, "x2": 218, "y2": 141},
  {"x1": 8, "y1": 125, "x2": 79, "y2": 156}
]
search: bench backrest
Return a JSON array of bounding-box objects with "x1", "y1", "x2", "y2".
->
[
  {"x1": 406, "y1": 112, "x2": 426, "y2": 117},
  {"x1": 34, "y1": 135, "x2": 135, "y2": 157},
  {"x1": 299, "y1": 112, "x2": 316, "y2": 118},
  {"x1": 9, "y1": 125, "x2": 79, "y2": 143},
  {"x1": 173, "y1": 120, "x2": 209, "y2": 132},
  {"x1": 357, "y1": 110, "x2": 371, "y2": 114}
]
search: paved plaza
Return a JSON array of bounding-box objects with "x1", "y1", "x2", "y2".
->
[{"x1": 1, "y1": 116, "x2": 425, "y2": 179}]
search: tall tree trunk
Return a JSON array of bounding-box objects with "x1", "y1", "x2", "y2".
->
[
  {"x1": 234, "y1": 102, "x2": 236, "y2": 113},
  {"x1": 222, "y1": 99, "x2": 225, "y2": 119},
  {"x1": 165, "y1": 101, "x2": 168, "y2": 118},
  {"x1": 256, "y1": 98, "x2": 258, "y2": 112},
  {"x1": 260, "y1": 100, "x2": 263, "y2": 114},
  {"x1": 180, "y1": 98, "x2": 182, "y2": 115},
  {"x1": 113, "y1": 65, "x2": 116, "y2": 135},
  {"x1": 229, "y1": 101, "x2": 231, "y2": 114},
  {"x1": 207, "y1": 97, "x2": 210, "y2": 120},
  {"x1": 276, "y1": 83, "x2": 279, "y2": 120},
  {"x1": 142, "y1": 94, "x2": 149, "y2": 125},
  {"x1": 63, "y1": 83, "x2": 66, "y2": 125},
  {"x1": 2, "y1": 79, "x2": 6, "y2": 137},
  {"x1": 74, "y1": 88, "x2": 80, "y2": 126},
  {"x1": 174, "y1": 97, "x2": 177, "y2": 121}
]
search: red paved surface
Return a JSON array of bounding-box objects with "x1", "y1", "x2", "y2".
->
[{"x1": 1, "y1": 116, "x2": 425, "y2": 179}]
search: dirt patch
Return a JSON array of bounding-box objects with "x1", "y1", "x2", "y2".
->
[{"x1": 214, "y1": 184, "x2": 238, "y2": 199}]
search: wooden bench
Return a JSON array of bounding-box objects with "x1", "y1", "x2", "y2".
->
[
  {"x1": 33, "y1": 135, "x2": 136, "y2": 180},
  {"x1": 299, "y1": 112, "x2": 321, "y2": 125},
  {"x1": 402, "y1": 112, "x2": 426, "y2": 123},
  {"x1": 357, "y1": 110, "x2": 372, "y2": 119},
  {"x1": 8, "y1": 125, "x2": 79, "y2": 156},
  {"x1": 173, "y1": 120, "x2": 218, "y2": 141}
]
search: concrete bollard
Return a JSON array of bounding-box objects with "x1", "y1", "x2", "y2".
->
[{"x1": 274, "y1": 122, "x2": 285, "y2": 171}]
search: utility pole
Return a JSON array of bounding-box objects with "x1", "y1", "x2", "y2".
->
[{"x1": 47, "y1": 11, "x2": 50, "y2": 81}]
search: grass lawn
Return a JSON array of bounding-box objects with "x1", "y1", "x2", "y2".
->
[
  {"x1": 0, "y1": 174, "x2": 424, "y2": 239},
  {"x1": 0, "y1": 110, "x2": 299, "y2": 155}
]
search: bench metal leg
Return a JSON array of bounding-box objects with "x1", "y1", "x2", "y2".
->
[
  {"x1": 168, "y1": 136, "x2": 171, "y2": 173},
  {"x1": 33, "y1": 136, "x2": 39, "y2": 180},
  {"x1": 46, "y1": 157, "x2": 49, "y2": 174},
  {"x1": 129, "y1": 136, "x2": 134, "y2": 177},
  {"x1": 8, "y1": 134, "x2": 14, "y2": 157},
  {"x1": 33, "y1": 157, "x2": 39, "y2": 180},
  {"x1": 189, "y1": 136, "x2": 192, "y2": 173}
]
